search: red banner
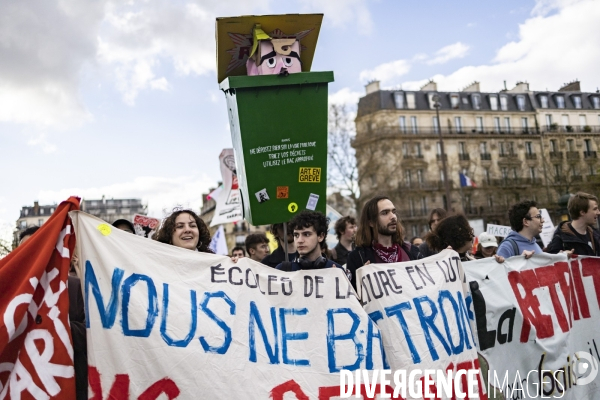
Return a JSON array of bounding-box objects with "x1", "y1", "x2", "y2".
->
[{"x1": 0, "y1": 197, "x2": 79, "y2": 398}]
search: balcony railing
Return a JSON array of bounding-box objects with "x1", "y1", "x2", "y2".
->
[
  {"x1": 544, "y1": 125, "x2": 600, "y2": 133},
  {"x1": 459, "y1": 154, "x2": 470, "y2": 161},
  {"x1": 584, "y1": 151, "x2": 598, "y2": 159},
  {"x1": 436, "y1": 154, "x2": 448, "y2": 161},
  {"x1": 525, "y1": 153, "x2": 537, "y2": 160},
  {"x1": 549, "y1": 151, "x2": 563, "y2": 159},
  {"x1": 399, "y1": 181, "x2": 455, "y2": 191},
  {"x1": 480, "y1": 153, "x2": 492, "y2": 160},
  {"x1": 369, "y1": 126, "x2": 543, "y2": 136},
  {"x1": 485, "y1": 178, "x2": 543, "y2": 187},
  {"x1": 402, "y1": 154, "x2": 424, "y2": 159},
  {"x1": 498, "y1": 153, "x2": 518, "y2": 158},
  {"x1": 566, "y1": 151, "x2": 580, "y2": 160}
]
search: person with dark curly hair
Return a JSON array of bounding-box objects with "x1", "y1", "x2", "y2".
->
[
  {"x1": 424, "y1": 214, "x2": 476, "y2": 262},
  {"x1": 276, "y1": 210, "x2": 343, "y2": 272},
  {"x1": 156, "y1": 209, "x2": 213, "y2": 253},
  {"x1": 331, "y1": 216, "x2": 356, "y2": 265},
  {"x1": 496, "y1": 200, "x2": 543, "y2": 259}
]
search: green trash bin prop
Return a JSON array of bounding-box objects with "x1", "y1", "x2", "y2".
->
[{"x1": 216, "y1": 14, "x2": 334, "y2": 226}]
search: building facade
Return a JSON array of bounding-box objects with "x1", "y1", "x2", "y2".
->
[
  {"x1": 80, "y1": 197, "x2": 147, "y2": 223},
  {"x1": 354, "y1": 80, "x2": 600, "y2": 237}
]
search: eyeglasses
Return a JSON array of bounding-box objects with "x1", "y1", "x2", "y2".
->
[{"x1": 525, "y1": 214, "x2": 543, "y2": 221}]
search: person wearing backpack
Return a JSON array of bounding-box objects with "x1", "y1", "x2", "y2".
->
[{"x1": 497, "y1": 200, "x2": 544, "y2": 259}]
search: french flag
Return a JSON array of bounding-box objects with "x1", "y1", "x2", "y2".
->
[{"x1": 460, "y1": 173, "x2": 477, "y2": 187}]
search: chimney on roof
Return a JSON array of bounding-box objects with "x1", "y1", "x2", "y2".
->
[
  {"x1": 33, "y1": 201, "x2": 39, "y2": 216},
  {"x1": 461, "y1": 81, "x2": 480, "y2": 92},
  {"x1": 420, "y1": 80, "x2": 437, "y2": 91},
  {"x1": 365, "y1": 80, "x2": 380, "y2": 95},
  {"x1": 559, "y1": 80, "x2": 581, "y2": 92},
  {"x1": 508, "y1": 81, "x2": 530, "y2": 93}
]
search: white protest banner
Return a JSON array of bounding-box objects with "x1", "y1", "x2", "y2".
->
[
  {"x1": 539, "y1": 208, "x2": 555, "y2": 247},
  {"x1": 133, "y1": 214, "x2": 161, "y2": 238},
  {"x1": 486, "y1": 224, "x2": 511, "y2": 238},
  {"x1": 356, "y1": 250, "x2": 486, "y2": 399},
  {"x1": 70, "y1": 211, "x2": 388, "y2": 399},
  {"x1": 464, "y1": 254, "x2": 600, "y2": 399},
  {"x1": 211, "y1": 148, "x2": 243, "y2": 227}
]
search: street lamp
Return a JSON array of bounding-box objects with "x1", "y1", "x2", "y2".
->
[{"x1": 432, "y1": 94, "x2": 452, "y2": 211}]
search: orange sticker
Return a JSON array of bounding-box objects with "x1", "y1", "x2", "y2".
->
[{"x1": 277, "y1": 186, "x2": 289, "y2": 199}]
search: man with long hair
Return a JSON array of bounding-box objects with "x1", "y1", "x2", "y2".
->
[{"x1": 346, "y1": 195, "x2": 421, "y2": 290}]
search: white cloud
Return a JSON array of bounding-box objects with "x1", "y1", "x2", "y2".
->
[
  {"x1": 298, "y1": 0, "x2": 373, "y2": 35},
  {"x1": 426, "y1": 42, "x2": 470, "y2": 65},
  {"x1": 38, "y1": 173, "x2": 216, "y2": 219},
  {"x1": 399, "y1": 0, "x2": 600, "y2": 93},
  {"x1": 329, "y1": 87, "x2": 362, "y2": 107},
  {"x1": 27, "y1": 133, "x2": 57, "y2": 153},
  {"x1": 359, "y1": 59, "x2": 411, "y2": 84}
]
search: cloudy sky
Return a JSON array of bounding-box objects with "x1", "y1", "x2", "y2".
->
[{"x1": 1, "y1": 0, "x2": 599, "y2": 239}]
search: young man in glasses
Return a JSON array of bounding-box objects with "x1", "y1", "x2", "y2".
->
[
  {"x1": 545, "y1": 192, "x2": 600, "y2": 256},
  {"x1": 497, "y1": 200, "x2": 544, "y2": 259}
]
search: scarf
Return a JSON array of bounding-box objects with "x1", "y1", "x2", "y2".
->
[{"x1": 372, "y1": 241, "x2": 403, "y2": 263}]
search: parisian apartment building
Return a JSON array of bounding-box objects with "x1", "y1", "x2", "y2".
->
[
  {"x1": 354, "y1": 79, "x2": 600, "y2": 237},
  {"x1": 14, "y1": 197, "x2": 146, "y2": 247}
]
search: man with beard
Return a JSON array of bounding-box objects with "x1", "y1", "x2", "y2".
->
[
  {"x1": 346, "y1": 195, "x2": 421, "y2": 290},
  {"x1": 261, "y1": 221, "x2": 298, "y2": 268}
]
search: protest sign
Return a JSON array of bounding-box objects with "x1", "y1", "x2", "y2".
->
[
  {"x1": 70, "y1": 211, "x2": 387, "y2": 398},
  {"x1": 464, "y1": 254, "x2": 600, "y2": 399},
  {"x1": 539, "y1": 208, "x2": 555, "y2": 247},
  {"x1": 486, "y1": 224, "x2": 511, "y2": 238},
  {"x1": 356, "y1": 250, "x2": 486, "y2": 399},
  {"x1": 0, "y1": 197, "x2": 79, "y2": 398},
  {"x1": 211, "y1": 149, "x2": 243, "y2": 227},
  {"x1": 133, "y1": 214, "x2": 161, "y2": 238}
]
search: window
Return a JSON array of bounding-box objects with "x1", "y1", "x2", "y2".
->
[
  {"x1": 501, "y1": 167, "x2": 508, "y2": 179},
  {"x1": 593, "y1": 97, "x2": 600, "y2": 110},
  {"x1": 521, "y1": 117, "x2": 528, "y2": 131},
  {"x1": 585, "y1": 139, "x2": 592, "y2": 152},
  {"x1": 573, "y1": 96, "x2": 582, "y2": 109},
  {"x1": 90, "y1": 201, "x2": 98, "y2": 207},
  {"x1": 440, "y1": 169, "x2": 445, "y2": 182},
  {"x1": 121, "y1": 208, "x2": 130, "y2": 214},
  {"x1": 567, "y1": 139, "x2": 575, "y2": 152},
  {"x1": 500, "y1": 95, "x2": 508, "y2": 111},
  {"x1": 23, "y1": 209, "x2": 29, "y2": 216},
  {"x1": 410, "y1": 116, "x2": 418, "y2": 134},
  {"x1": 107, "y1": 209, "x2": 116, "y2": 214},
  {"x1": 394, "y1": 92, "x2": 405, "y2": 109},
  {"x1": 476, "y1": 117, "x2": 483, "y2": 132},
  {"x1": 571, "y1": 165, "x2": 578, "y2": 177},
  {"x1": 455, "y1": 117, "x2": 463, "y2": 132},
  {"x1": 484, "y1": 168, "x2": 490, "y2": 184},
  {"x1": 405, "y1": 170, "x2": 412, "y2": 184},
  {"x1": 487, "y1": 195, "x2": 494, "y2": 208},
  {"x1": 545, "y1": 114, "x2": 552, "y2": 128},
  {"x1": 525, "y1": 142, "x2": 534, "y2": 155},
  {"x1": 562, "y1": 114, "x2": 570, "y2": 128},
  {"x1": 414, "y1": 143, "x2": 422, "y2": 157},
  {"x1": 500, "y1": 142, "x2": 506, "y2": 156},
  {"x1": 556, "y1": 95, "x2": 565, "y2": 108},
  {"x1": 399, "y1": 116, "x2": 406, "y2": 133},
  {"x1": 494, "y1": 117, "x2": 501, "y2": 132},
  {"x1": 402, "y1": 143, "x2": 410, "y2": 156},
  {"x1": 490, "y1": 95, "x2": 498, "y2": 111},
  {"x1": 540, "y1": 95, "x2": 548, "y2": 108},
  {"x1": 421, "y1": 197, "x2": 427, "y2": 213},
  {"x1": 459, "y1": 142, "x2": 466, "y2": 155},
  {"x1": 480, "y1": 142, "x2": 488, "y2": 153},
  {"x1": 530, "y1": 167, "x2": 536, "y2": 179},
  {"x1": 39, "y1": 209, "x2": 44, "y2": 215},
  {"x1": 512, "y1": 167, "x2": 518, "y2": 179},
  {"x1": 417, "y1": 169, "x2": 424, "y2": 183},
  {"x1": 411, "y1": 225, "x2": 418, "y2": 238},
  {"x1": 550, "y1": 139, "x2": 558, "y2": 152},
  {"x1": 507, "y1": 142, "x2": 514, "y2": 155},
  {"x1": 517, "y1": 95, "x2": 526, "y2": 111},
  {"x1": 20, "y1": 220, "x2": 27, "y2": 229},
  {"x1": 450, "y1": 94, "x2": 460, "y2": 109},
  {"x1": 433, "y1": 116, "x2": 440, "y2": 133},
  {"x1": 122, "y1": 200, "x2": 129, "y2": 206},
  {"x1": 437, "y1": 142, "x2": 442, "y2": 155},
  {"x1": 406, "y1": 93, "x2": 416, "y2": 109},
  {"x1": 504, "y1": 117, "x2": 511, "y2": 132},
  {"x1": 590, "y1": 164, "x2": 596, "y2": 175},
  {"x1": 107, "y1": 200, "x2": 114, "y2": 205},
  {"x1": 472, "y1": 94, "x2": 481, "y2": 110},
  {"x1": 554, "y1": 164, "x2": 562, "y2": 177},
  {"x1": 409, "y1": 198, "x2": 415, "y2": 216},
  {"x1": 579, "y1": 115, "x2": 587, "y2": 129},
  {"x1": 38, "y1": 219, "x2": 44, "y2": 226}
]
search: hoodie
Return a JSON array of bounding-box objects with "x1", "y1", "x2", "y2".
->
[{"x1": 497, "y1": 230, "x2": 543, "y2": 258}]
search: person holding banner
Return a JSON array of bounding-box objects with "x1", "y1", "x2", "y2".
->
[
  {"x1": 346, "y1": 195, "x2": 420, "y2": 290},
  {"x1": 545, "y1": 192, "x2": 600, "y2": 256},
  {"x1": 245, "y1": 232, "x2": 271, "y2": 262},
  {"x1": 424, "y1": 214, "x2": 483, "y2": 262},
  {"x1": 261, "y1": 222, "x2": 298, "y2": 268},
  {"x1": 276, "y1": 210, "x2": 342, "y2": 271},
  {"x1": 497, "y1": 200, "x2": 544, "y2": 259},
  {"x1": 156, "y1": 209, "x2": 213, "y2": 252},
  {"x1": 473, "y1": 232, "x2": 499, "y2": 259}
]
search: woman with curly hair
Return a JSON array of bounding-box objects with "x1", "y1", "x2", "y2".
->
[
  {"x1": 424, "y1": 214, "x2": 475, "y2": 261},
  {"x1": 156, "y1": 209, "x2": 213, "y2": 253}
]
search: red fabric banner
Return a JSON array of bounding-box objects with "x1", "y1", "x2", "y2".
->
[{"x1": 0, "y1": 197, "x2": 80, "y2": 399}]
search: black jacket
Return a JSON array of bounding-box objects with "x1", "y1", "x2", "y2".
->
[
  {"x1": 346, "y1": 242, "x2": 421, "y2": 290},
  {"x1": 68, "y1": 276, "x2": 87, "y2": 400},
  {"x1": 545, "y1": 221, "x2": 600, "y2": 256},
  {"x1": 261, "y1": 246, "x2": 299, "y2": 268}
]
